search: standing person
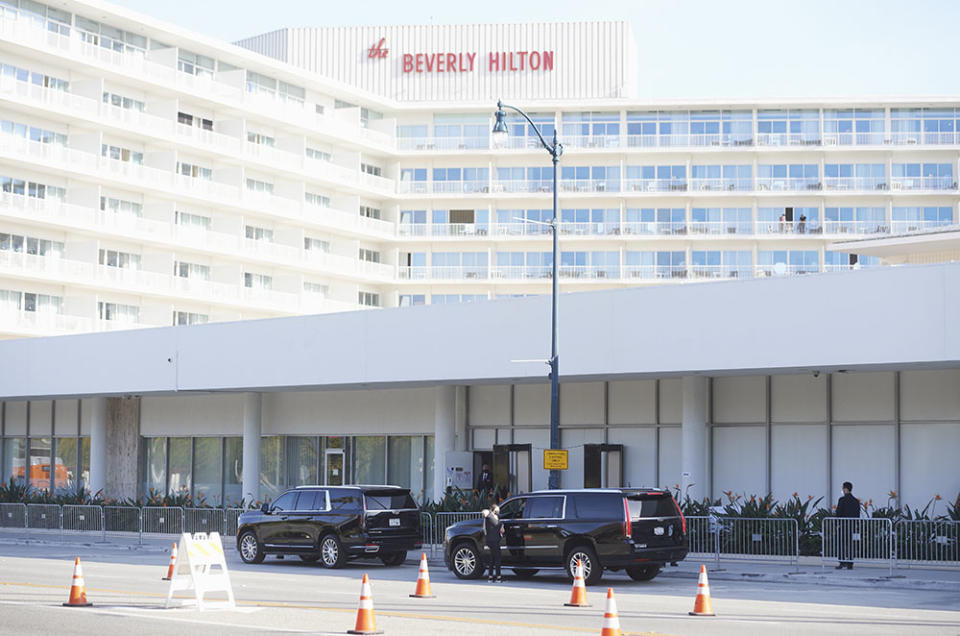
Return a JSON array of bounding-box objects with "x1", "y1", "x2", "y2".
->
[
  {"x1": 483, "y1": 504, "x2": 504, "y2": 582},
  {"x1": 778, "y1": 213, "x2": 786, "y2": 233},
  {"x1": 476, "y1": 463, "x2": 493, "y2": 498},
  {"x1": 835, "y1": 481, "x2": 861, "y2": 570},
  {"x1": 798, "y1": 213, "x2": 807, "y2": 234}
]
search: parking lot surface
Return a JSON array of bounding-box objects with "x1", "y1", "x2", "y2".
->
[{"x1": 0, "y1": 537, "x2": 958, "y2": 635}]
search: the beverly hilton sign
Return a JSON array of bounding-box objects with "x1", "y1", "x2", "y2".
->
[{"x1": 368, "y1": 38, "x2": 554, "y2": 74}]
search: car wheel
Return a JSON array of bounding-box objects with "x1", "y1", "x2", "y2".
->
[
  {"x1": 238, "y1": 531, "x2": 265, "y2": 564},
  {"x1": 319, "y1": 534, "x2": 346, "y2": 569},
  {"x1": 299, "y1": 554, "x2": 320, "y2": 563},
  {"x1": 512, "y1": 568, "x2": 539, "y2": 579},
  {"x1": 565, "y1": 545, "x2": 602, "y2": 586},
  {"x1": 450, "y1": 542, "x2": 483, "y2": 579},
  {"x1": 379, "y1": 551, "x2": 407, "y2": 566},
  {"x1": 626, "y1": 565, "x2": 661, "y2": 581}
]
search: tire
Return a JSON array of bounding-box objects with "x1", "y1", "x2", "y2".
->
[
  {"x1": 379, "y1": 551, "x2": 407, "y2": 566},
  {"x1": 299, "y1": 554, "x2": 320, "y2": 563},
  {"x1": 318, "y1": 534, "x2": 346, "y2": 569},
  {"x1": 512, "y1": 568, "x2": 539, "y2": 579},
  {"x1": 626, "y1": 565, "x2": 661, "y2": 581},
  {"x1": 450, "y1": 542, "x2": 483, "y2": 579},
  {"x1": 565, "y1": 545, "x2": 602, "y2": 586},
  {"x1": 238, "y1": 531, "x2": 265, "y2": 564}
]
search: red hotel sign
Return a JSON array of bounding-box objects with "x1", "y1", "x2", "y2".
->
[{"x1": 368, "y1": 39, "x2": 554, "y2": 74}]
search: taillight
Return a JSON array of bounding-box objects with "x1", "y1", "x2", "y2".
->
[
  {"x1": 672, "y1": 496, "x2": 686, "y2": 534},
  {"x1": 622, "y1": 497, "x2": 631, "y2": 539}
]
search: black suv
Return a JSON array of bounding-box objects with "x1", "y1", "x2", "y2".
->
[
  {"x1": 443, "y1": 488, "x2": 686, "y2": 585},
  {"x1": 237, "y1": 485, "x2": 421, "y2": 568}
]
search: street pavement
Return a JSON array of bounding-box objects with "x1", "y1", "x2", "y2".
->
[{"x1": 0, "y1": 533, "x2": 958, "y2": 635}]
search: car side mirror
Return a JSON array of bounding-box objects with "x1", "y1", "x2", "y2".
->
[{"x1": 260, "y1": 502, "x2": 271, "y2": 514}]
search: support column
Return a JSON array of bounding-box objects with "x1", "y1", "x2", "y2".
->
[
  {"x1": 681, "y1": 376, "x2": 708, "y2": 501},
  {"x1": 88, "y1": 397, "x2": 107, "y2": 497},
  {"x1": 242, "y1": 392, "x2": 262, "y2": 505},
  {"x1": 433, "y1": 385, "x2": 457, "y2": 500}
]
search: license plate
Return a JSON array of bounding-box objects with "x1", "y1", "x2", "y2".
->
[
  {"x1": 389, "y1": 518, "x2": 400, "y2": 527},
  {"x1": 654, "y1": 526, "x2": 664, "y2": 536}
]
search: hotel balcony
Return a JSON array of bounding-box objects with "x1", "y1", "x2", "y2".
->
[
  {"x1": 690, "y1": 178, "x2": 753, "y2": 192},
  {"x1": 889, "y1": 177, "x2": 958, "y2": 191},
  {"x1": 756, "y1": 178, "x2": 822, "y2": 192},
  {"x1": 822, "y1": 177, "x2": 888, "y2": 191}
]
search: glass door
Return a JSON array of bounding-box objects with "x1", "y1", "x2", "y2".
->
[{"x1": 325, "y1": 450, "x2": 344, "y2": 486}]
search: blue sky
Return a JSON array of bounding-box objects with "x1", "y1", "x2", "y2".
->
[{"x1": 108, "y1": 0, "x2": 960, "y2": 99}]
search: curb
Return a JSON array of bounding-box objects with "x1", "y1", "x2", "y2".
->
[{"x1": 658, "y1": 569, "x2": 959, "y2": 592}]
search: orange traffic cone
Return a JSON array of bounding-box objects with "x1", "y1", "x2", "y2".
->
[
  {"x1": 600, "y1": 587, "x2": 621, "y2": 636},
  {"x1": 162, "y1": 541, "x2": 177, "y2": 580},
  {"x1": 688, "y1": 564, "x2": 715, "y2": 616},
  {"x1": 347, "y1": 573, "x2": 383, "y2": 635},
  {"x1": 409, "y1": 552, "x2": 435, "y2": 598},
  {"x1": 62, "y1": 557, "x2": 93, "y2": 607},
  {"x1": 564, "y1": 558, "x2": 590, "y2": 607}
]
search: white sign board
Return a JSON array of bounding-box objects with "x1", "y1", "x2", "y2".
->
[{"x1": 165, "y1": 532, "x2": 236, "y2": 610}]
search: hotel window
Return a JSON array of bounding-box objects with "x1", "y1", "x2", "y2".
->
[
  {"x1": 8, "y1": 3, "x2": 71, "y2": 36},
  {"x1": 624, "y1": 208, "x2": 685, "y2": 234},
  {"x1": 431, "y1": 294, "x2": 486, "y2": 304},
  {"x1": 757, "y1": 164, "x2": 819, "y2": 190},
  {"x1": 101, "y1": 144, "x2": 143, "y2": 165},
  {"x1": 177, "y1": 112, "x2": 213, "y2": 131},
  {"x1": 246, "y1": 131, "x2": 275, "y2": 147},
  {"x1": 399, "y1": 294, "x2": 426, "y2": 307},
  {"x1": 278, "y1": 81, "x2": 305, "y2": 105},
  {"x1": 823, "y1": 163, "x2": 886, "y2": 190},
  {"x1": 361, "y1": 162, "x2": 383, "y2": 177},
  {"x1": 244, "y1": 225, "x2": 273, "y2": 242},
  {"x1": 432, "y1": 251, "x2": 487, "y2": 278},
  {"x1": 560, "y1": 208, "x2": 619, "y2": 234},
  {"x1": 103, "y1": 91, "x2": 145, "y2": 112},
  {"x1": 891, "y1": 108, "x2": 960, "y2": 144},
  {"x1": 560, "y1": 250, "x2": 619, "y2": 278},
  {"x1": 433, "y1": 117, "x2": 489, "y2": 149},
  {"x1": 655, "y1": 251, "x2": 687, "y2": 278},
  {"x1": 758, "y1": 250, "x2": 819, "y2": 275},
  {"x1": 2, "y1": 176, "x2": 64, "y2": 200},
  {"x1": 757, "y1": 109, "x2": 819, "y2": 145},
  {"x1": 691, "y1": 165, "x2": 752, "y2": 191},
  {"x1": 757, "y1": 207, "x2": 818, "y2": 233},
  {"x1": 174, "y1": 261, "x2": 210, "y2": 280},
  {"x1": 305, "y1": 192, "x2": 331, "y2": 208},
  {"x1": 0, "y1": 119, "x2": 67, "y2": 146},
  {"x1": 823, "y1": 109, "x2": 885, "y2": 145},
  {"x1": 98, "y1": 249, "x2": 140, "y2": 270},
  {"x1": 303, "y1": 281, "x2": 329, "y2": 297},
  {"x1": 177, "y1": 161, "x2": 212, "y2": 180},
  {"x1": 246, "y1": 71, "x2": 275, "y2": 97},
  {"x1": 400, "y1": 168, "x2": 427, "y2": 193},
  {"x1": 97, "y1": 301, "x2": 139, "y2": 323},
  {"x1": 173, "y1": 311, "x2": 209, "y2": 325},
  {"x1": 360, "y1": 107, "x2": 384, "y2": 128},
  {"x1": 306, "y1": 146, "x2": 332, "y2": 162},
  {"x1": 625, "y1": 165, "x2": 686, "y2": 191},
  {"x1": 0, "y1": 62, "x2": 68, "y2": 91},
  {"x1": 892, "y1": 206, "x2": 953, "y2": 232},
  {"x1": 0, "y1": 233, "x2": 63, "y2": 257},
  {"x1": 692, "y1": 250, "x2": 752, "y2": 279},
  {"x1": 824, "y1": 251, "x2": 879, "y2": 271},
  {"x1": 244, "y1": 272, "x2": 273, "y2": 290},
  {"x1": 358, "y1": 291, "x2": 380, "y2": 307},
  {"x1": 891, "y1": 163, "x2": 954, "y2": 189},
  {"x1": 76, "y1": 16, "x2": 146, "y2": 55},
  {"x1": 178, "y1": 49, "x2": 215, "y2": 77},
  {"x1": 560, "y1": 165, "x2": 619, "y2": 191},
  {"x1": 0, "y1": 289, "x2": 62, "y2": 313},
  {"x1": 245, "y1": 178, "x2": 274, "y2": 194},
  {"x1": 304, "y1": 237, "x2": 330, "y2": 253},
  {"x1": 561, "y1": 111, "x2": 620, "y2": 143},
  {"x1": 505, "y1": 112, "x2": 555, "y2": 148},
  {"x1": 691, "y1": 208, "x2": 752, "y2": 235},
  {"x1": 101, "y1": 196, "x2": 142, "y2": 217},
  {"x1": 359, "y1": 248, "x2": 381, "y2": 263},
  {"x1": 360, "y1": 205, "x2": 381, "y2": 220},
  {"x1": 400, "y1": 210, "x2": 427, "y2": 235},
  {"x1": 174, "y1": 210, "x2": 210, "y2": 230},
  {"x1": 397, "y1": 125, "x2": 428, "y2": 149},
  {"x1": 496, "y1": 208, "x2": 552, "y2": 235}
]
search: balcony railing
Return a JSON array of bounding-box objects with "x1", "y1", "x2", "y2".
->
[
  {"x1": 821, "y1": 221, "x2": 889, "y2": 235},
  {"x1": 690, "y1": 178, "x2": 753, "y2": 192},
  {"x1": 890, "y1": 220, "x2": 955, "y2": 233},
  {"x1": 558, "y1": 222, "x2": 620, "y2": 236},
  {"x1": 562, "y1": 135, "x2": 621, "y2": 149},
  {"x1": 757, "y1": 133, "x2": 821, "y2": 146},
  {"x1": 890, "y1": 177, "x2": 957, "y2": 191},
  {"x1": 623, "y1": 179, "x2": 687, "y2": 193},
  {"x1": 823, "y1": 177, "x2": 888, "y2": 191},
  {"x1": 822, "y1": 132, "x2": 885, "y2": 146},
  {"x1": 430, "y1": 224, "x2": 489, "y2": 237},
  {"x1": 756, "y1": 178, "x2": 822, "y2": 192},
  {"x1": 493, "y1": 223, "x2": 552, "y2": 236},
  {"x1": 689, "y1": 221, "x2": 752, "y2": 235},
  {"x1": 756, "y1": 220, "x2": 822, "y2": 235},
  {"x1": 890, "y1": 132, "x2": 960, "y2": 145},
  {"x1": 431, "y1": 181, "x2": 490, "y2": 194},
  {"x1": 623, "y1": 221, "x2": 687, "y2": 235},
  {"x1": 491, "y1": 180, "x2": 553, "y2": 194},
  {"x1": 559, "y1": 179, "x2": 619, "y2": 193}
]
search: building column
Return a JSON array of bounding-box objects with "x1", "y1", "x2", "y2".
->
[
  {"x1": 433, "y1": 385, "x2": 458, "y2": 500},
  {"x1": 242, "y1": 392, "x2": 262, "y2": 505},
  {"x1": 88, "y1": 397, "x2": 107, "y2": 497},
  {"x1": 681, "y1": 376, "x2": 708, "y2": 501}
]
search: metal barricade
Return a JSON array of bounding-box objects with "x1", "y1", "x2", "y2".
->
[
  {"x1": 684, "y1": 516, "x2": 719, "y2": 563},
  {"x1": 419, "y1": 512, "x2": 433, "y2": 553},
  {"x1": 224, "y1": 508, "x2": 245, "y2": 536},
  {"x1": 0, "y1": 503, "x2": 26, "y2": 529},
  {"x1": 433, "y1": 511, "x2": 483, "y2": 556},
  {"x1": 716, "y1": 517, "x2": 799, "y2": 566},
  {"x1": 103, "y1": 506, "x2": 142, "y2": 543},
  {"x1": 26, "y1": 504, "x2": 60, "y2": 532},
  {"x1": 822, "y1": 517, "x2": 894, "y2": 574},
  {"x1": 184, "y1": 508, "x2": 224, "y2": 535},
  {"x1": 62, "y1": 505, "x2": 103, "y2": 535},
  {"x1": 142, "y1": 506, "x2": 183, "y2": 537},
  {"x1": 895, "y1": 520, "x2": 960, "y2": 568}
]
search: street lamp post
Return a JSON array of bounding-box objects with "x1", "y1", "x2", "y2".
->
[{"x1": 492, "y1": 100, "x2": 563, "y2": 490}]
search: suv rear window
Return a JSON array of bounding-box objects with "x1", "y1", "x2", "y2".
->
[
  {"x1": 295, "y1": 490, "x2": 328, "y2": 511},
  {"x1": 627, "y1": 494, "x2": 677, "y2": 519},
  {"x1": 363, "y1": 490, "x2": 416, "y2": 510},
  {"x1": 571, "y1": 493, "x2": 623, "y2": 519}
]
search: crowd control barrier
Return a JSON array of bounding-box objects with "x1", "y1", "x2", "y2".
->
[
  {"x1": 894, "y1": 519, "x2": 959, "y2": 568},
  {"x1": 822, "y1": 517, "x2": 894, "y2": 574}
]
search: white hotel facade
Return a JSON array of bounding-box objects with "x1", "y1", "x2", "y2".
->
[{"x1": 0, "y1": 0, "x2": 958, "y2": 510}]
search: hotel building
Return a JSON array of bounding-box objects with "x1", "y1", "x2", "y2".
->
[{"x1": 0, "y1": 0, "x2": 957, "y2": 507}]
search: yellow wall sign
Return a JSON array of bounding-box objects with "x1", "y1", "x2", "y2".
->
[{"x1": 543, "y1": 449, "x2": 568, "y2": 470}]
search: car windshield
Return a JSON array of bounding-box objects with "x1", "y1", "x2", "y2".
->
[{"x1": 364, "y1": 491, "x2": 416, "y2": 510}]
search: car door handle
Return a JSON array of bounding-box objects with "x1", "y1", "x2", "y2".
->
[
  {"x1": 280, "y1": 515, "x2": 289, "y2": 520},
  {"x1": 545, "y1": 525, "x2": 558, "y2": 528}
]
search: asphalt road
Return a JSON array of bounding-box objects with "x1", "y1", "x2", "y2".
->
[{"x1": 0, "y1": 541, "x2": 958, "y2": 635}]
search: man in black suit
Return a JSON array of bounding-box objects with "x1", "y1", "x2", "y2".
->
[
  {"x1": 476, "y1": 463, "x2": 493, "y2": 497},
  {"x1": 835, "y1": 481, "x2": 861, "y2": 569}
]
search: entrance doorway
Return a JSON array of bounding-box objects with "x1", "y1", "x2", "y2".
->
[
  {"x1": 493, "y1": 444, "x2": 532, "y2": 496},
  {"x1": 325, "y1": 449, "x2": 344, "y2": 486},
  {"x1": 584, "y1": 444, "x2": 623, "y2": 488}
]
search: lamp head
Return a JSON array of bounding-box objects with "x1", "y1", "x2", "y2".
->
[{"x1": 492, "y1": 100, "x2": 509, "y2": 148}]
